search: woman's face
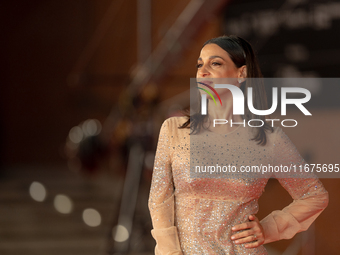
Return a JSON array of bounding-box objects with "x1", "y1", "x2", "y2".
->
[{"x1": 196, "y1": 43, "x2": 244, "y2": 80}]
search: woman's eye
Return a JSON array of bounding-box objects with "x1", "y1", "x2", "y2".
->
[
  {"x1": 212, "y1": 62, "x2": 221, "y2": 66},
  {"x1": 196, "y1": 63, "x2": 202, "y2": 68}
]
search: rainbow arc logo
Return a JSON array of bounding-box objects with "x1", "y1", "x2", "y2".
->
[{"x1": 197, "y1": 82, "x2": 222, "y2": 106}]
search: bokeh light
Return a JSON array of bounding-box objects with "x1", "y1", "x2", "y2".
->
[
  {"x1": 112, "y1": 224, "x2": 129, "y2": 242},
  {"x1": 29, "y1": 182, "x2": 47, "y2": 202},
  {"x1": 69, "y1": 126, "x2": 83, "y2": 144},
  {"x1": 82, "y1": 119, "x2": 102, "y2": 136},
  {"x1": 82, "y1": 208, "x2": 101, "y2": 227},
  {"x1": 54, "y1": 194, "x2": 73, "y2": 214}
]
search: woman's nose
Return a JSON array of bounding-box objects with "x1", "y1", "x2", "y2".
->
[{"x1": 197, "y1": 66, "x2": 210, "y2": 78}]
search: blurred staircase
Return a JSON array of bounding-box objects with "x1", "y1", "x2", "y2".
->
[{"x1": 0, "y1": 165, "x2": 153, "y2": 255}]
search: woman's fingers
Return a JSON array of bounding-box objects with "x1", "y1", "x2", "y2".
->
[
  {"x1": 231, "y1": 228, "x2": 256, "y2": 239},
  {"x1": 232, "y1": 232, "x2": 264, "y2": 247},
  {"x1": 231, "y1": 228, "x2": 263, "y2": 242},
  {"x1": 249, "y1": 214, "x2": 256, "y2": 221},
  {"x1": 231, "y1": 221, "x2": 253, "y2": 231},
  {"x1": 244, "y1": 240, "x2": 262, "y2": 248},
  {"x1": 230, "y1": 215, "x2": 265, "y2": 248},
  {"x1": 232, "y1": 232, "x2": 258, "y2": 243}
]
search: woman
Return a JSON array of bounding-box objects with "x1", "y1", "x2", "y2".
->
[{"x1": 148, "y1": 35, "x2": 328, "y2": 254}]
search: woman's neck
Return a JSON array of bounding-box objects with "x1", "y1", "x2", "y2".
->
[{"x1": 204, "y1": 94, "x2": 244, "y2": 133}]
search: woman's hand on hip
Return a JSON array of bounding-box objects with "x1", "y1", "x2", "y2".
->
[{"x1": 230, "y1": 215, "x2": 265, "y2": 248}]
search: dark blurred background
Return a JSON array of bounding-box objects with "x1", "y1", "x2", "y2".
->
[{"x1": 1, "y1": 0, "x2": 340, "y2": 254}]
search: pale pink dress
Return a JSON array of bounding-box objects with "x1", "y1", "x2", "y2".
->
[{"x1": 148, "y1": 116, "x2": 328, "y2": 255}]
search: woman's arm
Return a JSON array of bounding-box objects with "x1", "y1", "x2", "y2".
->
[
  {"x1": 260, "y1": 128, "x2": 329, "y2": 244},
  {"x1": 148, "y1": 119, "x2": 183, "y2": 255},
  {"x1": 260, "y1": 178, "x2": 328, "y2": 244}
]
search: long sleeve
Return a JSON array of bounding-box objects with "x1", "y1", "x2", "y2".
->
[
  {"x1": 148, "y1": 119, "x2": 183, "y2": 255},
  {"x1": 260, "y1": 128, "x2": 329, "y2": 244}
]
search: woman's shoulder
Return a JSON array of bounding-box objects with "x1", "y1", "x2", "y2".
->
[
  {"x1": 160, "y1": 116, "x2": 190, "y2": 138},
  {"x1": 264, "y1": 126, "x2": 299, "y2": 154},
  {"x1": 162, "y1": 116, "x2": 188, "y2": 129}
]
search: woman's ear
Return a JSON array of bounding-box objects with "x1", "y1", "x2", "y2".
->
[
  {"x1": 241, "y1": 65, "x2": 247, "y2": 78},
  {"x1": 238, "y1": 65, "x2": 247, "y2": 83}
]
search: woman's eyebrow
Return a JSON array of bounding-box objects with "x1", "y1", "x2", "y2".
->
[{"x1": 197, "y1": 56, "x2": 225, "y2": 61}]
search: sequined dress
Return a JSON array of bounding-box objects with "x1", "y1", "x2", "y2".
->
[{"x1": 148, "y1": 116, "x2": 328, "y2": 255}]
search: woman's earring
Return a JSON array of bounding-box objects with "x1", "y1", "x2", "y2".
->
[{"x1": 238, "y1": 78, "x2": 242, "y2": 84}]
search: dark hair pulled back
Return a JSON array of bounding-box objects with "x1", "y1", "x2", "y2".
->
[{"x1": 179, "y1": 35, "x2": 273, "y2": 145}]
